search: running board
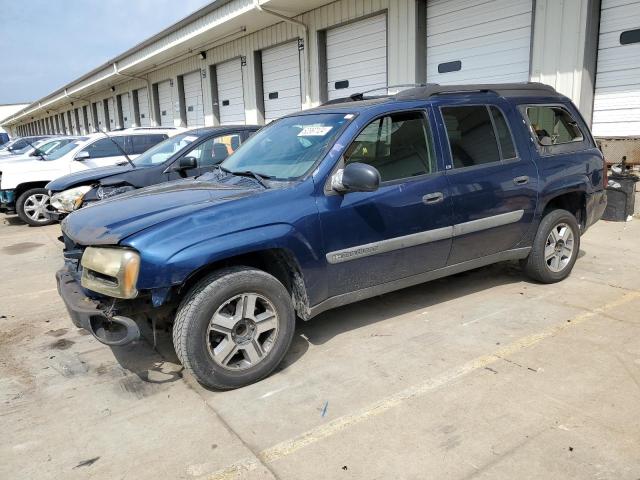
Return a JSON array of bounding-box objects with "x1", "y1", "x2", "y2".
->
[{"x1": 308, "y1": 247, "x2": 531, "y2": 319}]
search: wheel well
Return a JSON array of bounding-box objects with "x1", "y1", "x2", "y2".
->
[
  {"x1": 178, "y1": 249, "x2": 311, "y2": 319},
  {"x1": 15, "y1": 182, "x2": 49, "y2": 200},
  {"x1": 543, "y1": 192, "x2": 586, "y2": 228}
]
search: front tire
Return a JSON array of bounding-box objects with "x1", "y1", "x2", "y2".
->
[
  {"x1": 16, "y1": 188, "x2": 55, "y2": 226},
  {"x1": 522, "y1": 209, "x2": 580, "y2": 283},
  {"x1": 172, "y1": 267, "x2": 295, "y2": 390}
]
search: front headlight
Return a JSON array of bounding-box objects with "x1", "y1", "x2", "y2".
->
[
  {"x1": 50, "y1": 185, "x2": 92, "y2": 212},
  {"x1": 81, "y1": 247, "x2": 140, "y2": 299}
]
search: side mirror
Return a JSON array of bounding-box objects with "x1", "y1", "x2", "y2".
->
[
  {"x1": 178, "y1": 156, "x2": 197, "y2": 169},
  {"x1": 332, "y1": 162, "x2": 380, "y2": 193},
  {"x1": 75, "y1": 151, "x2": 90, "y2": 161}
]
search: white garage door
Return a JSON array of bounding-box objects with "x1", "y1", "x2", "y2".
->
[
  {"x1": 262, "y1": 41, "x2": 302, "y2": 122},
  {"x1": 427, "y1": 0, "x2": 533, "y2": 84},
  {"x1": 136, "y1": 88, "x2": 150, "y2": 127},
  {"x1": 216, "y1": 59, "x2": 245, "y2": 124},
  {"x1": 157, "y1": 80, "x2": 174, "y2": 127},
  {"x1": 76, "y1": 107, "x2": 85, "y2": 134},
  {"x1": 326, "y1": 15, "x2": 387, "y2": 100},
  {"x1": 119, "y1": 93, "x2": 132, "y2": 128},
  {"x1": 107, "y1": 98, "x2": 116, "y2": 130},
  {"x1": 68, "y1": 110, "x2": 76, "y2": 134},
  {"x1": 593, "y1": 0, "x2": 640, "y2": 137},
  {"x1": 183, "y1": 70, "x2": 205, "y2": 126}
]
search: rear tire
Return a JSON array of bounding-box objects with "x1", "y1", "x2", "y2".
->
[
  {"x1": 522, "y1": 209, "x2": 580, "y2": 283},
  {"x1": 172, "y1": 267, "x2": 295, "y2": 390},
  {"x1": 16, "y1": 188, "x2": 55, "y2": 226}
]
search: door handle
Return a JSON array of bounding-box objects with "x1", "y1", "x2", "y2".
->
[
  {"x1": 513, "y1": 176, "x2": 529, "y2": 185},
  {"x1": 422, "y1": 192, "x2": 444, "y2": 205}
]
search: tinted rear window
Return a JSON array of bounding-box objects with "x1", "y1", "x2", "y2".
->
[{"x1": 129, "y1": 134, "x2": 168, "y2": 154}]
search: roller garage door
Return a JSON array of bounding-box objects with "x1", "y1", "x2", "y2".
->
[
  {"x1": 262, "y1": 41, "x2": 302, "y2": 122},
  {"x1": 426, "y1": 0, "x2": 533, "y2": 84},
  {"x1": 76, "y1": 107, "x2": 85, "y2": 134},
  {"x1": 107, "y1": 97, "x2": 116, "y2": 130},
  {"x1": 157, "y1": 80, "x2": 174, "y2": 127},
  {"x1": 119, "y1": 93, "x2": 132, "y2": 128},
  {"x1": 136, "y1": 88, "x2": 151, "y2": 127},
  {"x1": 593, "y1": 0, "x2": 640, "y2": 137},
  {"x1": 216, "y1": 59, "x2": 245, "y2": 124},
  {"x1": 183, "y1": 70, "x2": 205, "y2": 126},
  {"x1": 326, "y1": 14, "x2": 387, "y2": 100}
]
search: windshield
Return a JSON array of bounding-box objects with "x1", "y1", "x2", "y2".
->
[
  {"x1": 12, "y1": 142, "x2": 36, "y2": 154},
  {"x1": 133, "y1": 133, "x2": 202, "y2": 166},
  {"x1": 36, "y1": 138, "x2": 73, "y2": 155},
  {"x1": 44, "y1": 141, "x2": 82, "y2": 161},
  {"x1": 220, "y1": 113, "x2": 351, "y2": 180}
]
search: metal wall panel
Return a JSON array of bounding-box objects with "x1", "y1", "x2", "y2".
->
[
  {"x1": 326, "y1": 14, "x2": 387, "y2": 100},
  {"x1": 107, "y1": 97, "x2": 116, "y2": 130},
  {"x1": 593, "y1": 0, "x2": 640, "y2": 136},
  {"x1": 426, "y1": 0, "x2": 533, "y2": 84}
]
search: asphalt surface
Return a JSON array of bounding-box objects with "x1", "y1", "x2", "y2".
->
[{"x1": 1, "y1": 214, "x2": 639, "y2": 479}]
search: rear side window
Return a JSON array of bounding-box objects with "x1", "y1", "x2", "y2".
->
[
  {"x1": 129, "y1": 134, "x2": 168, "y2": 154},
  {"x1": 83, "y1": 137, "x2": 126, "y2": 158},
  {"x1": 526, "y1": 106, "x2": 584, "y2": 146},
  {"x1": 344, "y1": 111, "x2": 436, "y2": 182},
  {"x1": 442, "y1": 106, "x2": 500, "y2": 168}
]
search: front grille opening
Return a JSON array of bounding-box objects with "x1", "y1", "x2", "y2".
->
[{"x1": 86, "y1": 269, "x2": 119, "y2": 287}]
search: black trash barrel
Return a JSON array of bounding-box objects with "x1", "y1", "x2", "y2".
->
[{"x1": 602, "y1": 173, "x2": 638, "y2": 221}]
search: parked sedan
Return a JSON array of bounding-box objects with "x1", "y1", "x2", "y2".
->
[
  {"x1": 47, "y1": 125, "x2": 259, "y2": 219},
  {"x1": 0, "y1": 129, "x2": 180, "y2": 226},
  {"x1": 0, "y1": 136, "x2": 79, "y2": 164},
  {"x1": 0, "y1": 136, "x2": 52, "y2": 157}
]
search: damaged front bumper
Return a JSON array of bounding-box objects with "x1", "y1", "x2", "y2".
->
[
  {"x1": 0, "y1": 189, "x2": 16, "y2": 214},
  {"x1": 56, "y1": 269, "x2": 140, "y2": 346}
]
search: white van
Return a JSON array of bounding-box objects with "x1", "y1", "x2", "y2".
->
[{"x1": 0, "y1": 128, "x2": 181, "y2": 225}]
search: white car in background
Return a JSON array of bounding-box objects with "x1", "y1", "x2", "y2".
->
[
  {"x1": 0, "y1": 128, "x2": 181, "y2": 225},
  {"x1": 0, "y1": 136, "x2": 53, "y2": 157},
  {"x1": 0, "y1": 136, "x2": 80, "y2": 164}
]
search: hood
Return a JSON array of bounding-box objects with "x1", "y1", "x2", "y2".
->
[
  {"x1": 47, "y1": 164, "x2": 133, "y2": 191},
  {"x1": 0, "y1": 154, "x2": 36, "y2": 164},
  {"x1": 61, "y1": 178, "x2": 261, "y2": 245}
]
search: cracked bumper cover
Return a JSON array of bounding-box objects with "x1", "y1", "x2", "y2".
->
[{"x1": 56, "y1": 269, "x2": 140, "y2": 346}]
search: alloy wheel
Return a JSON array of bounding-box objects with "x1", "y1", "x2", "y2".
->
[
  {"x1": 544, "y1": 222, "x2": 575, "y2": 273},
  {"x1": 206, "y1": 293, "x2": 279, "y2": 370},
  {"x1": 23, "y1": 193, "x2": 52, "y2": 223}
]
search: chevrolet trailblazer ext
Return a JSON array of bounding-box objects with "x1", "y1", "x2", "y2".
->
[{"x1": 56, "y1": 83, "x2": 607, "y2": 389}]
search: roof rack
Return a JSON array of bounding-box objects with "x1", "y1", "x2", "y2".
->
[
  {"x1": 395, "y1": 82, "x2": 559, "y2": 100},
  {"x1": 321, "y1": 84, "x2": 427, "y2": 105},
  {"x1": 322, "y1": 82, "x2": 560, "y2": 106}
]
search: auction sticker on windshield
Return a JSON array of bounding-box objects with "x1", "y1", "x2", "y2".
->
[
  {"x1": 298, "y1": 126, "x2": 333, "y2": 137},
  {"x1": 183, "y1": 136, "x2": 199, "y2": 142}
]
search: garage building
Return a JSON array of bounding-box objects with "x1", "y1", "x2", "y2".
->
[{"x1": 4, "y1": 0, "x2": 640, "y2": 163}]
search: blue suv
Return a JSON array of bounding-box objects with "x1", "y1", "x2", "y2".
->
[{"x1": 56, "y1": 83, "x2": 607, "y2": 389}]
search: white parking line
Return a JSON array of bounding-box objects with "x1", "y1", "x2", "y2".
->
[{"x1": 204, "y1": 290, "x2": 640, "y2": 480}]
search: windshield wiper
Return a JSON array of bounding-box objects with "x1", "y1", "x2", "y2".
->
[
  {"x1": 230, "y1": 169, "x2": 273, "y2": 189},
  {"x1": 98, "y1": 130, "x2": 135, "y2": 168}
]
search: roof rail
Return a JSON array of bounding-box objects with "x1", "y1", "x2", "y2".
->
[
  {"x1": 321, "y1": 84, "x2": 427, "y2": 106},
  {"x1": 395, "y1": 82, "x2": 559, "y2": 100}
]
